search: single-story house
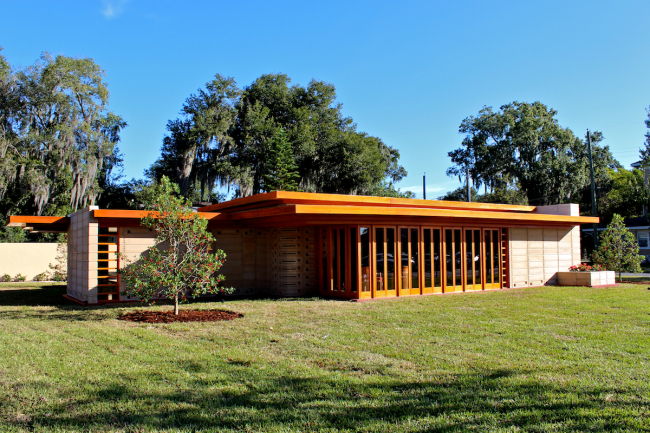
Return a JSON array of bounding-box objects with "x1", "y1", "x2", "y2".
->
[
  {"x1": 7, "y1": 191, "x2": 598, "y2": 304},
  {"x1": 582, "y1": 215, "x2": 650, "y2": 260}
]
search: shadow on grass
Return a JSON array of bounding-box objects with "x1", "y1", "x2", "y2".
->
[
  {"x1": 0, "y1": 285, "x2": 130, "y2": 322},
  {"x1": 0, "y1": 284, "x2": 69, "y2": 307},
  {"x1": 7, "y1": 369, "x2": 646, "y2": 432}
]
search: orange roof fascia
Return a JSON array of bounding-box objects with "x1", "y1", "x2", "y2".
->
[
  {"x1": 229, "y1": 204, "x2": 599, "y2": 224},
  {"x1": 6, "y1": 215, "x2": 70, "y2": 227},
  {"x1": 198, "y1": 191, "x2": 537, "y2": 213},
  {"x1": 93, "y1": 209, "x2": 226, "y2": 221}
]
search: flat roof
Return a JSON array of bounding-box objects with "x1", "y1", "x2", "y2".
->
[
  {"x1": 198, "y1": 191, "x2": 538, "y2": 213},
  {"x1": 6, "y1": 191, "x2": 599, "y2": 232}
]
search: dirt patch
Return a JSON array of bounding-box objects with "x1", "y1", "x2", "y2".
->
[{"x1": 119, "y1": 309, "x2": 243, "y2": 323}]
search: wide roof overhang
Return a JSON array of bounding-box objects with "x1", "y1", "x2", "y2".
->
[{"x1": 6, "y1": 191, "x2": 599, "y2": 232}]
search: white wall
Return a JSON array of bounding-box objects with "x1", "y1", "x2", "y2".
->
[{"x1": 0, "y1": 243, "x2": 59, "y2": 280}]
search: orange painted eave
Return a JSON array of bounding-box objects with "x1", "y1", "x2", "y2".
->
[
  {"x1": 229, "y1": 204, "x2": 600, "y2": 224},
  {"x1": 198, "y1": 191, "x2": 538, "y2": 213},
  {"x1": 7, "y1": 215, "x2": 70, "y2": 227},
  {"x1": 93, "y1": 209, "x2": 226, "y2": 221}
]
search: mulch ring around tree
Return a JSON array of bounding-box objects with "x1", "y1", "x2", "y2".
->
[{"x1": 119, "y1": 309, "x2": 243, "y2": 324}]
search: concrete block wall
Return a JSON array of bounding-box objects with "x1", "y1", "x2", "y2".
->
[
  {"x1": 271, "y1": 227, "x2": 316, "y2": 297},
  {"x1": 119, "y1": 227, "x2": 157, "y2": 300},
  {"x1": 212, "y1": 228, "x2": 272, "y2": 296},
  {"x1": 67, "y1": 207, "x2": 99, "y2": 303},
  {"x1": 509, "y1": 226, "x2": 581, "y2": 288}
]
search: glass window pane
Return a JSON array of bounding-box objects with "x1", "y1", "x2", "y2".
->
[
  {"x1": 485, "y1": 230, "x2": 492, "y2": 284},
  {"x1": 376, "y1": 228, "x2": 385, "y2": 292},
  {"x1": 446, "y1": 229, "x2": 453, "y2": 287},
  {"x1": 339, "y1": 229, "x2": 346, "y2": 292},
  {"x1": 411, "y1": 229, "x2": 419, "y2": 289},
  {"x1": 360, "y1": 228, "x2": 370, "y2": 292},
  {"x1": 332, "y1": 230, "x2": 338, "y2": 291},
  {"x1": 424, "y1": 229, "x2": 432, "y2": 288},
  {"x1": 401, "y1": 228, "x2": 409, "y2": 291},
  {"x1": 322, "y1": 230, "x2": 328, "y2": 291},
  {"x1": 454, "y1": 230, "x2": 462, "y2": 287},
  {"x1": 387, "y1": 228, "x2": 395, "y2": 291},
  {"x1": 474, "y1": 230, "x2": 482, "y2": 285},
  {"x1": 466, "y1": 231, "x2": 474, "y2": 286},
  {"x1": 350, "y1": 228, "x2": 357, "y2": 292},
  {"x1": 433, "y1": 229, "x2": 441, "y2": 287},
  {"x1": 493, "y1": 230, "x2": 500, "y2": 284}
]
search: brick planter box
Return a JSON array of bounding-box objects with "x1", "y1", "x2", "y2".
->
[{"x1": 557, "y1": 271, "x2": 616, "y2": 287}]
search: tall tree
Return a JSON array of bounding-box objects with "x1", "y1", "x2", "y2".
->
[
  {"x1": 597, "y1": 168, "x2": 649, "y2": 221},
  {"x1": 447, "y1": 102, "x2": 618, "y2": 205},
  {"x1": 149, "y1": 73, "x2": 408, "y2": 199},
  {"x1": 264, "y1": 129, "x2": 300, "y2": 192},
  {"x1": 151, "y1": 75, "x2": 241, "y2": 199},
  {"x1": 0, "y1": 51, "x2": 126, "y2": 219}
]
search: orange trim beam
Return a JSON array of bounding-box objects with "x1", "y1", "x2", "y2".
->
[
  {"x1": 92, "y1": 209, "x2": 226, "y2": 221},
  {"x1": 198, "y1": 191, "x2": 537, "y2": 213},
  {"x1": 230, "y1": 204, "x2": 599, "y2": 224},
  {"x1": 7, "y1": 216, "x2": 70, "y2": 227}
]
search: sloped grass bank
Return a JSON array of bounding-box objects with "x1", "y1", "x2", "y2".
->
[{"x1": 1, "y1": 284, "x2": 649, "y2": 432}]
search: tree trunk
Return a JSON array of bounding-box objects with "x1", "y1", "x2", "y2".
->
[
  {"x1": 178, "y1": 148, "x2": 196, "y2": 196},
  {"x1": 174, "y1": 295, "x2": 179, "y2": 315}
]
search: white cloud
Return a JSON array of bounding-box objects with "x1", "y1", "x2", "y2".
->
[{"x1": 102, "y1": 0, "x2": 130, "y2": 19}]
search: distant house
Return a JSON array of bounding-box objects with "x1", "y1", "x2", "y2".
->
[
  {"x1": 582, "y1": 161, "x2": 650, "y2": 260},
  {"x1": 630, "y1": 160, "x2": 650, "y2": 186},
  {"x1": 7, "y1": 191, "x2": 597, "y2": 305}
]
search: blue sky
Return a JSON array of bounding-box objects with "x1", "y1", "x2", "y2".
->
[{"x1": 1, "y1": 0, "x2": 649, "y2": 198}]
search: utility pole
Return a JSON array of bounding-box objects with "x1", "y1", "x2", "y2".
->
[
  {"x1": 423, "y1": 173, "x2": 426, "y2": 200},
  {"x1": 587, "y1": 129, "x2": 598, "y2": 248}
]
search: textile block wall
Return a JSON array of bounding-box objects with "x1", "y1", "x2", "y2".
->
[
  {"x1": 508, "y1": 226, "x2": 581, "y2": 288},
  {"x1": 270, "y1": 228, "x2": 316, "y2": 297},
  {"x1": 118, "y1": 227, "x2": 157, "y2": 300},
  {"x1": 67, "y1": 207, "x2": 99, "y2": 303},
  {"x1": 213, "y1": 228, "x2": 272, "y2": 296}
]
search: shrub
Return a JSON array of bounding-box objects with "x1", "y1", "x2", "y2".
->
[
  {"x1": 0, "y1": 273, "x2": 11, "y2": 282},
  {"x1": 48, "y1": 235, "x2": 68, "y2": 282},
  {"x1": 569, "y1": 263, "x2": 605, "y2": 272},
  {"x1": 593, "y1": 214, "x2": 644, "y2": 282},
  {"x1": 13, "y1": 274, "x2": 26, "y2": 282},
  {"x1": 33, "y1": 272, "x2": 49, "y2": 282}
]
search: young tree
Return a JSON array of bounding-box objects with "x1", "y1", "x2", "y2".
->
[
  {"x1": 119, "y1": 176, "x2": 232, "y2": 315},
  {"x1": 264, "y1": 129, "x2": 300, "y2": 192},
  {"x1": 592, "y1": 214, "x2": 644, "y2": 282}
]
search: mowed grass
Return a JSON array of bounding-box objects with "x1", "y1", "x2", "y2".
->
[{"x1": 1, "y1": 284, "x2": 649, "y2": 432}]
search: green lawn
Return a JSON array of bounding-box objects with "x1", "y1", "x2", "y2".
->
[{"x1": 1, "y1": 284, "x2": 649, "y2": 432}]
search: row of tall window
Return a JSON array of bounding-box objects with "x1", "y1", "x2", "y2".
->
[{"x1": 321, "y1": 226, "x2": 505, "y2": 298}]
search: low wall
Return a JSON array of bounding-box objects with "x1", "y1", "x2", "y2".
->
[{"x1": 0, "y1": 243, "x2": 59, "y2": 280}]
